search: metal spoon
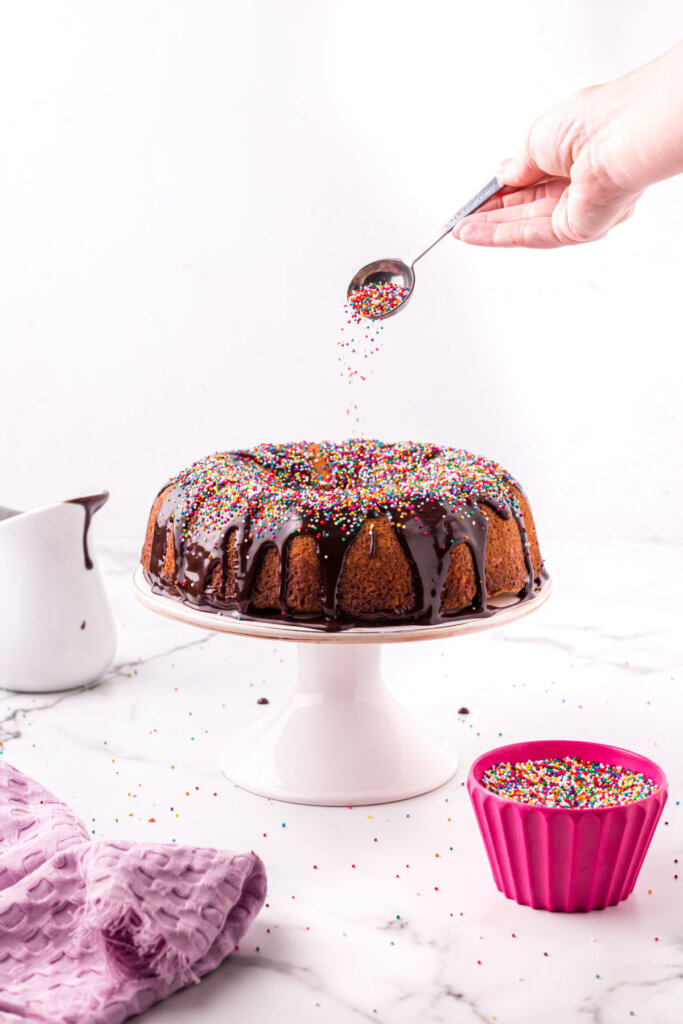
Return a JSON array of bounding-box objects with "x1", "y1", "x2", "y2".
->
[{"x1": 347, "y1": 176, "x2": 503, "y2": 319}]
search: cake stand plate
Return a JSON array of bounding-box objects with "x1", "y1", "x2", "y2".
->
[{"x1": 133, "y1": 567, "x2": 552, "y2": 806}]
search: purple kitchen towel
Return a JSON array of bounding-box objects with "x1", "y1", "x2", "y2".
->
[{"x1": 0, "y1": 760, "x2": 267, "y2": 1024}]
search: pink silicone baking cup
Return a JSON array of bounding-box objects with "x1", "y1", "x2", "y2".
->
[{"x1": 467, "y1": 739, "x2": 667, "y2": 912}]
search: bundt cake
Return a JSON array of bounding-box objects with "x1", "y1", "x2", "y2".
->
[{"x1": 141, "y1": 440, "x2": 545, "y2": 630}]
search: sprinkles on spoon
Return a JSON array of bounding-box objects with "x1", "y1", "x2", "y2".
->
[
  {"x1": 481, "y1": 756, "x2": 658, "y2": 809},
  {"x1": 347, "y1": 280, "x2": 410, "y2": 320}
]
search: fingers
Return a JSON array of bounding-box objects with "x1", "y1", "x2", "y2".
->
[
  {"x1": 455, "y1": 215, "x2": 568, "y2": 249},
  {"x1": 451, "y1": 184, "x2": 570, "y2": 249},
  {"x1": 466, "y1": 179, "x2": 567, "y2": 216},
  {"x1": 455, "y1": 195, "x2": 560, "y2": 230},
  {"x1": 453, "y1": 175, "x2": 643, "y2": 248}
]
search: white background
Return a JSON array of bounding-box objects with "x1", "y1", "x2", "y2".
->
[{"x1": 1, "y1": 0, "x2": 682, "y2": 544}]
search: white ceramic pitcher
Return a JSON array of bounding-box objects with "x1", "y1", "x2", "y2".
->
[{"x1": 0, "y1": 494, "x2": 116, "y2": 692}]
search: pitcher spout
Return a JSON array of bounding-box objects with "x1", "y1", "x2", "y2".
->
[{"x1": 0, "y1": 506, "x2": 21, "y2": 523}]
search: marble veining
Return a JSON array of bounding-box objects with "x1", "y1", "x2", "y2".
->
[{"x1": 1, "y1": 538, "x2": 681, "y2": 1024}]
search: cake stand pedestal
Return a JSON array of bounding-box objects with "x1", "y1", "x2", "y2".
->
[{"x1": 133, "y1": 567, "x2": 551, "y2": 806}]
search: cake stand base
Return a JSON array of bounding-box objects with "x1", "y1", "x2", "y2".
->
[
  {"x1": 133, "y1": 567, "x2": 551, "y2": 806},
  {"x1": 219, "y1": 643, "x2": 457, "y2": 805}
]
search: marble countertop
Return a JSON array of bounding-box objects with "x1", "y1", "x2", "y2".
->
[{"x1": 2, "y1": 538, "x2": 681, "y2": 1024}]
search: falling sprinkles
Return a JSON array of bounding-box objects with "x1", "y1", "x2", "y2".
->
[
  {"x1": 482, "y1": 756, "x2": 658, "y2": 809},
  {"x1": 337, "y1": 292, "x2": 387, "y2": 403},
  {"x1": 338, "y1": 283, "x2": 409, "y2": 430}
]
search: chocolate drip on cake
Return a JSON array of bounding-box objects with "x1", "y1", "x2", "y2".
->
[
  {"x1": 142, "y1": 441, "x2": 546, "y2": 631},
  {"x1": 394, "y1": 500, "x2": 490, "y2": 621}
]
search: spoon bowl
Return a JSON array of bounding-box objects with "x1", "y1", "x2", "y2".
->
[{"x1": 346, "y1": 259, "x2": 414, "y2": 320}]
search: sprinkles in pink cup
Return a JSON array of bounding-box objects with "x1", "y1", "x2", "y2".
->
[
  {"x1": 468, "y1": 739, "x2": 668, "y2": 911},
  {"x1": 481, "y1": 755, "x2": 658, "y2": 809}
]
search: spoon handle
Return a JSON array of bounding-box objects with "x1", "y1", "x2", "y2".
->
[
  {"x1": 411, "y1": 176, "x2": 503, "y2": 266},
  {"x1": 442, "y1": 176, "x2": 503, "y2": 233}
]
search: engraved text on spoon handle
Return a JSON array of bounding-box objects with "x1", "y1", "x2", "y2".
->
[
  {"x1": 410, "y1": 176, "x2": 502, "y2": 266},
  {"x1": 441, "y1": 176, "x2": 502, "y2": 234}
]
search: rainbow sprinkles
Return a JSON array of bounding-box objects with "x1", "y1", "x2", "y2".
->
[{"x1": 482, "y1": 756, "x2": 658, "y2": 809}]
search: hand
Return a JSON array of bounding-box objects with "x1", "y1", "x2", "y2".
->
[{"x1": 452, "y1": 41, "x2": 683, "y2": 249}]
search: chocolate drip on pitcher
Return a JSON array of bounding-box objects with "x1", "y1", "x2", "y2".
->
[{"x1": 67, "y1": 492, "x2": 109, "y2": 570}]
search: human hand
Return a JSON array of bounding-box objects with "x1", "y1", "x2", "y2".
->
[
  {"x1": 452, "y1": 41, "x2": 683, "y2": 249},
  {"x1": 452, "y1": 87, "x2": 643, "y2": 249}
]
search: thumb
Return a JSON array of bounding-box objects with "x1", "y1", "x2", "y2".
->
[{"x1": 497, "y1": 145, "x2": 545, "y2": 188}]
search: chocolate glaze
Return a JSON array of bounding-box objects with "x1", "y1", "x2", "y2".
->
[
  {"x1": 67, "y1": 492, "x2": 109, "y2": 570},
  {"x1": 144, "y1": 451, "x2": 547, "y2": 632}
]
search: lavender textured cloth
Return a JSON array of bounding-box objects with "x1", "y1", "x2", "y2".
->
[{"x1": 0, "y1": 761, "x2": 267, "y2": 1024}]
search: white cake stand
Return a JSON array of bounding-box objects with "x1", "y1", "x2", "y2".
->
[{"x1": 133, "y1": 566, "x2": 551, "y2": 806}]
